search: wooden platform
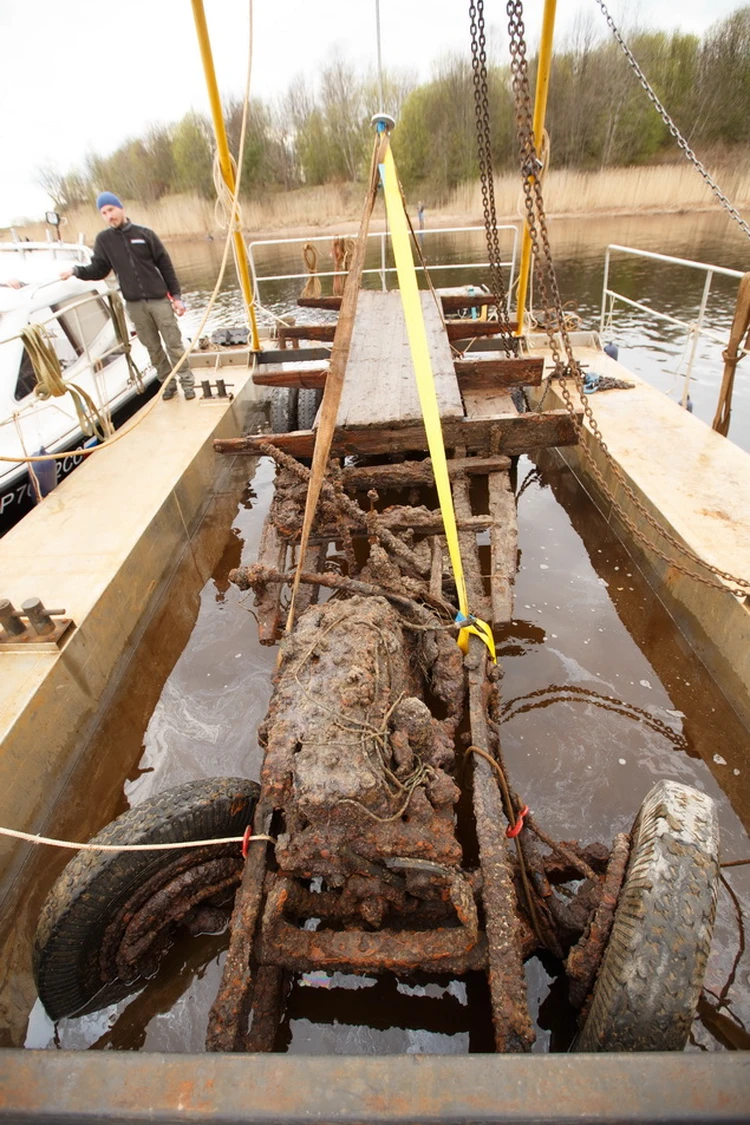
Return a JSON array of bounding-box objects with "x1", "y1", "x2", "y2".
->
[{"x1": 334, "y1": 290, "x2": 464, "y2": 429}]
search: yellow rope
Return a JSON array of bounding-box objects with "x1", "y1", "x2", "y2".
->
[{"x1": 106, "y1": 290, "x2": 144, "y2": 392}]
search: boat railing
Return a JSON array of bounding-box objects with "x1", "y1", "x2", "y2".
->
[
  {"x1": 0, "y1": 239, "x2": 89, "y2": 264},
  {"x1": 601, "y1": 244, "x2": 745, "y2": 408},
  {"x1": 247, "y1": 225, "x2": 519, "y2": 321}
]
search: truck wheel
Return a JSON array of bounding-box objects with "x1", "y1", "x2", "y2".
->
[
  {"x1": 34, "y1": 777, "x2": 260, "y2": 1022},
  {"x1": 270, "y1": 388, "x2": 298, "y2": 433},
  {"x1": 296, "y1": 387, "x2": 323, "y2": 430},
  {"x1": 575, "y1": 779, "x2": 719, "y2": 1052}
]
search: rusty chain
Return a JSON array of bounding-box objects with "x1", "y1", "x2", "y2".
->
[
  {"x1": 595, "y1": 0, "x2": 750, "y2": 242},
  {"x1": 505, "y1": 0, "x2": 750, "y2": 599},
  {"x1": 469, "y1": 0, "x2": 517, "y2": 353}
]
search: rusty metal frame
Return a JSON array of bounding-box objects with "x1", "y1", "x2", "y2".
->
[{"x1": 1, "y1": 1052, "x2": 747, "y2": 1122}]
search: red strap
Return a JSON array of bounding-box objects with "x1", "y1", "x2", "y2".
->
[
  {"x1": 241, "y1": 825, "x2": 253, "y2": 858},
  {"x1": 506, "y1": 805, "x2": 529, "y2": 839}
]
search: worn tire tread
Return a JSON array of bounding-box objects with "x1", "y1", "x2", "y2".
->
[
  {"x1": 296, "y1": 387, "x2": 323, "y2": 430},
  {"x1": 576, "y1": 779, "x2": 719, "y2": 1052},
  {"x1": 270, "y1": 388, "x2": 299, "y2": 434},
  {"x1": 34, "y1": 777, "x2": 259, "y2": 1021}
]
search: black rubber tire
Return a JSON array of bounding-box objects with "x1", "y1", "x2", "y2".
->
[
  {"x1": 575, "y1": 779, "x2": 719, "y2": 1052},
  {"x1": 34, "y1": 777, "x2": 259, "y2": 1022},
  {"x1": 270, "y1": 387, "x2": 298, "y2": 433},
  {"x1": 296, "y1": 387, "x2": 323, "y2": 430}
]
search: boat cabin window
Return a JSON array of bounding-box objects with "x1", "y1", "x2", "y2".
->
[
  {"x1": 14, "y1": 348, "x2": 37, "y2": 401},
  {"x1": 52, "y1": 295, "x2": 111, "y2": 353},
  {"x1": 13, "y1": 306, "x2": 80, "y2": 401}
]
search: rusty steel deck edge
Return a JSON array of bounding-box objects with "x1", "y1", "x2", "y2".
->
[{"x1": 0, "y1": 1051, "x2": 747, "y2": 1123}]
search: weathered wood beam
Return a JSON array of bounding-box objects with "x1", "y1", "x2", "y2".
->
[
  {"x1": 214, "y1": 410, "x2": 581, "y2": 459},
  {"x1": 466, "y1": 640, "x2": 535, "y2": 1052},
  {"x1": 305, "y1": 511, "x2": 492, "y2": 539},
  {"x1": 455, "y1": 357, "x2": 544, "y2": 390},
  {"x1": 488, "y1": 472, "x2": 517, "y2": 626},
  {"x1": 339, "y1": 455, "x2": 512, "y2": 491},
  {"x1": 297, "y1": 293, "x2": 519, "y2": 321},
  {"x1": 256, "y1": 347, "x2": 331, "y2": 365},
  {"x1": 254, "y1": 359, "x2": 543, "y2": 392},
  {"x1": 457, "y1": 337, "x2": 527, "y2": 355},
  {"x1": 446, "y1": 322, "x2": 517, "y2": 343},
  {"x1": 453, "y1": 462, "x2": 490, "y2": 621},
  {"x1": 297, "y1": 296, "x2": 342, "y2": 310},
  {"x1": 252, "y1": 368, "x2": 327, "y2": 389},
  {"x1": 254, "y1": 518, "x2": 286, "y2": 644},
  {"x1": 278, "y1": 324, "x2": 336, "y2": 343}
]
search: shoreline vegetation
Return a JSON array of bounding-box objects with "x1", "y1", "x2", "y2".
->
[
  {"x1": 4, "y1": 162, "x2": 750, "y2": 245},
  {"x1": 4, "y1": 8, "x2": 749, "y2": 244}
]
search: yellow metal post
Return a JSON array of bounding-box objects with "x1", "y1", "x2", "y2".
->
[
  {"x1": 191, "y1": 0, "x2": 260, "y2": 351},
  {"x1": 514, "y1": 0, "x2": 557, "y2": 335}
]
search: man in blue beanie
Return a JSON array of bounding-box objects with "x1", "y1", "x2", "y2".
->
[{"x1": 60, "y1": 193, "x2": 195, "y2": 400}]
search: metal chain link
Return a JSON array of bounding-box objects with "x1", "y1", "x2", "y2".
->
[
  {"x1": 505, "y1": 0, "x2": 750, "y2": 598},
  {"x1": 595, "y1": 0, "x2": 750, "y2": 242},
  {"x1": 500, "y1": 683, "x2": 689, "y2": 751},
  {"x1": 469, "y1": 0, "x2": 517, "y2": 354}
]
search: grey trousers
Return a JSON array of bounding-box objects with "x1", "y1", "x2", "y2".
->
[{"x1": 126, "y1": 298, "x2": 194, "y2": 388}]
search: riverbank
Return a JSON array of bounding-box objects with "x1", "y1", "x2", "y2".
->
[{"x1": 4, "y1": 161, "x2": 749, "y2": 244}]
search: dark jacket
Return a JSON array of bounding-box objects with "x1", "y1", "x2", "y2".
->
[{"x1": 72, "y1": 221, "x2": 181, "y2": 302}]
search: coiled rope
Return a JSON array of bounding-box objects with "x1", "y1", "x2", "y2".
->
[
  {"x1": 301, "y1": 242, "x2": 321, "y2": 298},
  {"x1": 19, "y1": 323, "x2": 112, "y2": 442}
]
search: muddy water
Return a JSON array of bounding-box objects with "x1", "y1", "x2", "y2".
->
[{"x1": 6, "y1": 212, "x2": 750, "y2": 1055}]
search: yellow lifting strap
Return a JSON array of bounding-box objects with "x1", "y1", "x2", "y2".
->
[{"x1": 379, "y1": 144, "x2": 496, "y2": 663}]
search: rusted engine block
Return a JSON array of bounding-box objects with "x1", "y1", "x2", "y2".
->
[{"x1": 259, "y1": 595, "x2": 465, "y2": 926}]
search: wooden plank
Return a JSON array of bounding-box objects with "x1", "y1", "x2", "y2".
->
[
  {"x1": 466, "y1": 639, "x2": 535, "y2": 1052},
  {"x1": 463, "y1": 388, "x2": 517, "y2": 422},
  {"x1": 336, "y1": 291, "x2": 463, "y2": 429},
  {"x1": 456, "y1": 337, "x2": 526, "y2": 355},
  {"x1": 215, "y1": 409, "x2": 581, "y2": 459},
  {"x1": 252, "y1": 367, "x2": 327, "y2": 389},
  {"x1": 297, "y1": 296, "x2": 342, "y2": 309},
  {"x1": 256, "y1": 347, "x2": 331, "y2": 364},
  {"x1": 298, "y1": 293, "x2": 519, "y2": 321},
  {"x1": 453, "y1": 465, "x2": 491, "y2": 621},
  {"x1": 254, "y1": 519, "x2": 286, "y2": 644},
  {"x1": 278, "y1": 324, "x2": 336, "y2": 343},
  {"x1": 446, "y1": 321, "x2": 518, "y2": 343},
  {"x1": 455, "y1": 357, "x2": 544, "y2": 390},
  {"x1": 488, "y1": 472, "x2": 517, "y2": 626},
  {"x1": 340, "y1": 455, "x2": 512, "y2": 491}
]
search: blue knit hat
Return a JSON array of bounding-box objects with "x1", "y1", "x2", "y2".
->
[{"x1": 96, "y1": 191, "x2": 123, "y2": 210}]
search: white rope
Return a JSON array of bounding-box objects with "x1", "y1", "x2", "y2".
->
[{"x1": 0, "y1": 824, "x2": 274, "y2": 853}]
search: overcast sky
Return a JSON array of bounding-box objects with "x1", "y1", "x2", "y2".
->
[{"x1": 0, "y1": 0, "x2": 743, "y2": 226}]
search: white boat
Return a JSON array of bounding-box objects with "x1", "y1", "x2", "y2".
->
[{"x1": 0, "y1": 238, "x2": 155, "y2": 533}]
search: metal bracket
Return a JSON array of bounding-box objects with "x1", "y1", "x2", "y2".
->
[
  {"x1": 0, "y1": 597, "x2": 74, "y2": 649},
  {"x1": 200, "y1": 378, "x2": 234, "y2": 401}
]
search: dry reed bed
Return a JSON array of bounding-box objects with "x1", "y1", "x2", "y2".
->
[{"x1": 5, "y1": 164, "x2": 750, "y2": 243}]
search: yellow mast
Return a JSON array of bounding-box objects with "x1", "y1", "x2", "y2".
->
[
  {"x1": 514, "y1": 0, "x2": 557, "y2": 335},
  {"x1": 190, "y1": 0, "x2": 260, "y2": 351}
]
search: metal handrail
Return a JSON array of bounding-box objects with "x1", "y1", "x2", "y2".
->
[
  {"x1": 600, "y1": 244, "x2": 745, "y2": 408},
  {"x1": 248, "y1": 225, "x2": 519, "y2": 317}
]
